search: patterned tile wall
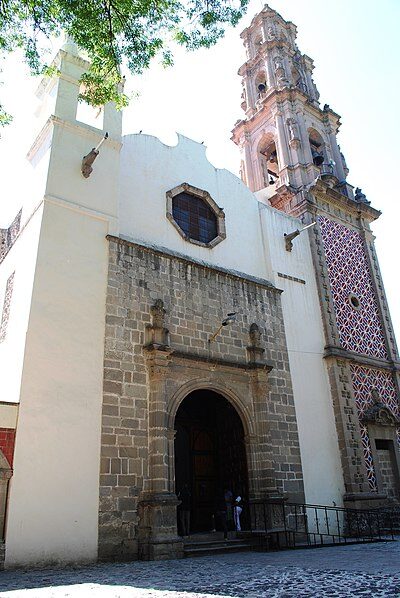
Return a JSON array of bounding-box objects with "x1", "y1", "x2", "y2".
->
[
  {"x1": 0, "y1": 272, "x2": 15, "y2": 343},
  {"x1": 350, "y1": 364, "x2": 399, "y2": 490},
  {"x1": 318, "y1": 216, "x2": 387, "y2": 359}
]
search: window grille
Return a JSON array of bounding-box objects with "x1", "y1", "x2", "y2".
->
[{"x1": 172, "y1": 192, "x2": 218, "y2": 244}]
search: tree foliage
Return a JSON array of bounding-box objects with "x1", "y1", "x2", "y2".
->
[{"x1": 0, "y1": 0, "x2": 249, "y2": 125}]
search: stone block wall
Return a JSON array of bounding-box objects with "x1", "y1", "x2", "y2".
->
[{"x1": 98, "y1": 236, "x2": 305, "y2": 560}]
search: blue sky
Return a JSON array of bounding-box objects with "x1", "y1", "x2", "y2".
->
[{"x1": 1, "y1": 0, "x2": 399, "y2": 338}]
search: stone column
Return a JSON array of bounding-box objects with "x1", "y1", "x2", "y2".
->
[
  {"x1": 242, "y1": 133, "x2": 256, "y2": 192},
  {"x1": 137, "y1": 348, "x2": 183, "y2": 560},
  {"x1": 244, "y1": 70, "x2": 256, "y2": 111},
  {"x1": 265, "y1": 56, "x2": 275, "y2": 89},
  {"x1": 327, "y1": 127, "x2": 346, "y2": 181},
  {"x1": 361, "y1": 227, "x2": 399, "y2": 364},
  {"x1": 324, "y1": 357, "x2": 371, "y2": 499},
  {"x1": 275, "y1": 109, "x2": 291, "y2": 187},
  {"x1": 248, "y1": 369, "x2": 279, "y2": 497}
]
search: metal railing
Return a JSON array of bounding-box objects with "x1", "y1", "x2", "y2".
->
[{"x1": 244, "y1": 500, "x2": 396, "y2": 549}]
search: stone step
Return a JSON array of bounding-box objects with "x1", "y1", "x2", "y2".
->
[
  {"x1": 185, "y1": 539, "x2": 248, "y2": 549},
  {"x1": 183, "y1": 532, "x2": 227, "y2": 543},
  {"x1": 184, "y1": 540, "x2": 256, "y2": 558}
]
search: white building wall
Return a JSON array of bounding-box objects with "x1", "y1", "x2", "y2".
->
[
  {"x1": 0, "y1": 204, "x2": 43, "y2": 406},
  {"x1": 119, "y1": 133, "x2": 273, "y2": 281},
  {"x1": 262, "y1": 206, "x2": 344, "y2": 506},
  {"x1": 5, "y1": 200, "x2": 109, "y2": 567},
  {"x1": 3, "y1": 43, "x2": 122, "y2": 566}
]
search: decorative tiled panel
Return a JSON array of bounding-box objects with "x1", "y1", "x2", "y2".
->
[
  {"x1": 0, "y1": 209, "x2": 21, "y2": 264},
  {"x1": 318, "y1": 216, "x2": 387, "y2": 359},
  {"x1": 0, "y1": 428, "x2": 16, "y2": 467},
  {"x1": 0, "y1": 272, "x2": 15, "y2": 343},
  {"x1": 350, "y1": 364, "x2": 399, "y2": 490}
]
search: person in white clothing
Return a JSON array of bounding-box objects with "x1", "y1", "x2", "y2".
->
[{"x1": 234, "y1": 495, "x2": 243, "y2": 531}]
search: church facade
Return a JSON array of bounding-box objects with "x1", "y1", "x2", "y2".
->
[{"x1": 0, "y1": 5, "x2": 399, "y2": 568}]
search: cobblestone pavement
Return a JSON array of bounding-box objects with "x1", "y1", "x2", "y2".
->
[{"x1": 0, "y1": 541, "x2": 399, "y2": 597}]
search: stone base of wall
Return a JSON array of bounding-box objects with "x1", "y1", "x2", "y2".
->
[
  {"x1": 343, "y1": 492, "x2": 388, "y2": 510},
  {"x1": 138, "y1": 538, "x2": 183, "y2": 561},
  {"x1": 138, "y1": 492, "x2": 183, "y2": 561}
]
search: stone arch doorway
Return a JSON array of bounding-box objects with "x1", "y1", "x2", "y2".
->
[{"x1": 174, "y1": 389, "x2": 248, "y2": 534}]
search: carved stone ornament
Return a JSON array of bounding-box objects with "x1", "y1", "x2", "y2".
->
[
  {"x1": 355, "y1": 187, "x2": 370, "y2": 205},
  {"x1": 286, "y1": 117, "x2": 300, "y2": 148},
  {"x1": 361, "y1": 401, "x2": 399, "y2": 427},
  {"x1": 247, "y1": 323, "x2": 265, "y2": 364},
  {"x1": 267, "y1": 24, "x2": 277, "y2": 41},
  {"x1": 144, "y1": 299, "x2": 170, "y2": 350},
  {"x1": 273, "y1": 54, "x2": 288, "y2": 87}
]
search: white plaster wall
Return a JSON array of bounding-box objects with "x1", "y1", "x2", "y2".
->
[
  {"x1": 119, "y1": 134, "x2": 273, "y2": 282},
  {"x1": 5, "y1": 200, "x2": 109, "y2": 567},
  {"x1": 0, "y1": 205, "x2": 43, "y2": 407},
  {"x1": 261, "y1": 206, "x2": 345, "y2": 506},
  {"x1": 45, "y1": 121, "x2": 120, "y2": 223}
]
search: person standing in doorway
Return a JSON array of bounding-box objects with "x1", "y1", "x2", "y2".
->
[
  {"x1": 178, "y1": 483, "x2": 191, "y2": 537},
  {"x1": 234, "y1": 495, "x2": 243, "y2": 531}
]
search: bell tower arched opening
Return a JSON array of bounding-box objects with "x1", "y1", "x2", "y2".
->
[
  {"x1": 308, "y1": 127, "x2": 326, "y2": 168},
  {"x1": 258, "y1": 135, "x2": 279, "y2": 189},
  {"x1": 174, "y1": 389, "x2": 248, "y2": 534}
]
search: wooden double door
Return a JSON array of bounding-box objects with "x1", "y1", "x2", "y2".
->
[{"x1": 175, "y1": 389, "x2": 248, "y2": 533}]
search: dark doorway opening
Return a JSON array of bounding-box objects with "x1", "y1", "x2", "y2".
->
[{"x1": 174, "y1": 389, "x2": 248, "y2": 534}]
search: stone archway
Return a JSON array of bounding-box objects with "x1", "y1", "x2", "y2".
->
[{"x1": 174, "y1": 389, "x2": 249, "y2": 534}]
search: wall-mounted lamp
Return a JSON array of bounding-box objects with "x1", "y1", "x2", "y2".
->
[
  {"x1": 209, "y1": 312, "x2": 237, "y2": 343},
  {"x1": 81, "y1": 132, "x2": 109, "y2": 178},
  {"x1": 284, "y1": 221, "x2": 316, "y2": 252}
]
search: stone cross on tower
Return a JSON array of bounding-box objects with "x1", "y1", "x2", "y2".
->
[{"x1": 232, "y1": 5, "x2": 348, "y2": 208}]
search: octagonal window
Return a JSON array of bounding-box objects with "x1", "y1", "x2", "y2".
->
[
  {"x1": 166, "y1": 183, "x2": 226, "y2": 248},
  {"x1": 172, "y1": 192, "x2": 218, "y2": 244}
]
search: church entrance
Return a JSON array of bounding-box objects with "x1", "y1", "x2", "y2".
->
[{"x1": 174, "y1": 389, "x2": 248, "y2": 534}]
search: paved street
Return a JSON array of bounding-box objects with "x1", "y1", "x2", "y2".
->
[{"x1": 0, "y1": 541, "x2": 399, "y2": 597}]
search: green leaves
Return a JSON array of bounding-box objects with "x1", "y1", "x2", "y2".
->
[
  {"x1": 0, "y1": 104, "x2": 12, "y2": 126},
  {"x1": 0, "y1": 0, "x2": 249, "y2": 121}
]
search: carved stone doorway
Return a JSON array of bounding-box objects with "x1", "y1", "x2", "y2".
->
[{"x1": 174, "y1": 389, "x2": 248, "y2": 534}]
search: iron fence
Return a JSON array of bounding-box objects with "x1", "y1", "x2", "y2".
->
[{"x1": 244, "y1": 500, "x2": 396, "y2": 549}]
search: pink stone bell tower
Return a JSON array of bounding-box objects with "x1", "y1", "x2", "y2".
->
[
  {"x1": 232, "y1": 4, "x2": 348, "y2": 209},
  {"x1": 233, "y1": 5, "x2": 400, "y2": 508}
]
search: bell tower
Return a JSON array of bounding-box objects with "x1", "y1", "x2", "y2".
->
[
  {"x1": 232, "y1": 4, "x2": 348, "y2": 207},
  {"x1": 233, "y1": 5, "x2": 400, "y2": 508}
]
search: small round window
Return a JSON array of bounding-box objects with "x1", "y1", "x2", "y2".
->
[
  {"x1": 348, "y1": 293, "x2": 361, "y2": 310},
  {"x1": 172, "y1": 192, "x2": 218, "y2": 244}
]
